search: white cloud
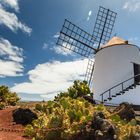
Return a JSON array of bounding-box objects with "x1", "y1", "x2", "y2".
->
[
  {"x1": 123, "y1": 0, "x2": 140, "y2": 12},
  {"x1": 0, "y1": 60, "x2": 23, "y2": 77},
  {"x1": 0, "y1": 38, "x2": 24, "y2": 77},
  {"x1": 53, "y1": 32, "x2": 60, "y2": 38},
  {"x1": 42, "y1": 41, "x2": 73, "y2": 55},
  {"x1": 11, "y1": 59, "x2": 89, "y2": 97},
  {"x1": 0, "y1": 4, "x2": 32, "y2": 35},
  {"x1": 0, "y1": 38, "x2": 23, "y2": 62},
  {"x1": 1, "y1": 0, "x2": 19, "y2": 12},
  {"x1": 52, "y1": 45, "x2": 73, "y2": 56},
  {"x1": 42, "y1": 43, "x2": 48, "y2": 50},
  {"x1": 87, "y1": 10, "x2": 92, "y2": 21}
]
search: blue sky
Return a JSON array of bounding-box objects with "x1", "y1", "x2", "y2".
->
[{"x1": 0, "y1": 0, "x2": 140, "y2": 101}]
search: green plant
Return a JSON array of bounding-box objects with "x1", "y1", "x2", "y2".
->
[
  {"x1": 68, "y1": 80, "x2": 91, "y2": 99},
  {"x1": 0, "y1": 85, "x2": 20, "y2": 106},
  {"x1": 35, "y1": 104, "x2": 43, "y2": 111},
  {"x1": 24, "y1": 81, "x2": 140, "y2": 140},
  {"x1": 0, "y1": 102, "x2": 5, "y2": 110},
  {"x1": 24, "y1": 124, "x2": 36, "y2": 137}
]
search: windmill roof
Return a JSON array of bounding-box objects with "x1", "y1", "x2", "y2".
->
[{"x1": 101, "y1": 37, "x2": 129, "y2": 49}]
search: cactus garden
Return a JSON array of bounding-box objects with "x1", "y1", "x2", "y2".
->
[{"x1": 21, "y1": 81, "x2": 140, "y2": 140}]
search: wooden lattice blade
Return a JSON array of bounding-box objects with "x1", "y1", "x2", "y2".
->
[
  {"x1": 92, "y1": 6, "x2": 117, "y2": 49},
  {"x1": 57, "y1": 19, "x2": 97, "y2": 58},
  {"x1": 85, "y1": 59, "x2": 94, "y2": 86}
]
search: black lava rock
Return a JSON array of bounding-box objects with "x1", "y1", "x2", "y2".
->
[
  {"x1": 12, "y1": 108, "x2": 37, "y2": 125},
  {"x1": 91, "y1": 111, "x2": 117, "y2": 140},
  {"x1": 113, "y1": 102, "x2": 135, "y2": 122}
]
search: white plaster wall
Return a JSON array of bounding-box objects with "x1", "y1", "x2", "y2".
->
[{"x1": 92, "y1": 44, "x2": 140, "y2": 104}]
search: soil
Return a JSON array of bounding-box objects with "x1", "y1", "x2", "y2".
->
[{"x1": 0, "y1": 107, "x2": 31, "y2": 140}]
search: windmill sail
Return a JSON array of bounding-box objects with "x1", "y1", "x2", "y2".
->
[
  {"x1": 92, "y1": 6, "x2": 117, "y2": 49},
  {"x1": 85, "y1": 59, "x2": 94, "y2": 85},
  {"x1": 57, "y1": 19, "x2": 97, "y2": 58},
  {"x1": 85, "y1": 6, "x2": 117, "y2": 86}
]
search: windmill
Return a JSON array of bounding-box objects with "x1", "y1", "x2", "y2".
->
[
  {"x1": 56, "y1": 6, "x2": 117, "y2": 86},
  {"x1": 56, "y1": 6, "x2": 140, "y2": 105}
]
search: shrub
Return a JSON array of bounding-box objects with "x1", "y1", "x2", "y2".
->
[
  {"x1": 68, "y1": 80, "x2": 90, "y2": 98},
  {"x1": 35, "y1": 104, "x2": 43, "y2": 111},
  {"x1": 0, "y1": 102, "x2": 5, "y2": 110},
  {"x1": 54, "y1": 80, "x2": 91, "y2": 100},
  {"x1": 0, "y1": 85, "x2": 20, "y2": 106}
]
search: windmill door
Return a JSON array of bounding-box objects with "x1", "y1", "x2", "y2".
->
[{"x1": 133, "y1": 63, "x2": 140, "y2": 84}]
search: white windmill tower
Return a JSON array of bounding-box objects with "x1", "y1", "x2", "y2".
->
[
  {"x1": 94, "y1": 37, "x2": 140, "y2": 105},
  {"x1": 56, "y1": 6, "x2": 140, "y2": 105}
]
